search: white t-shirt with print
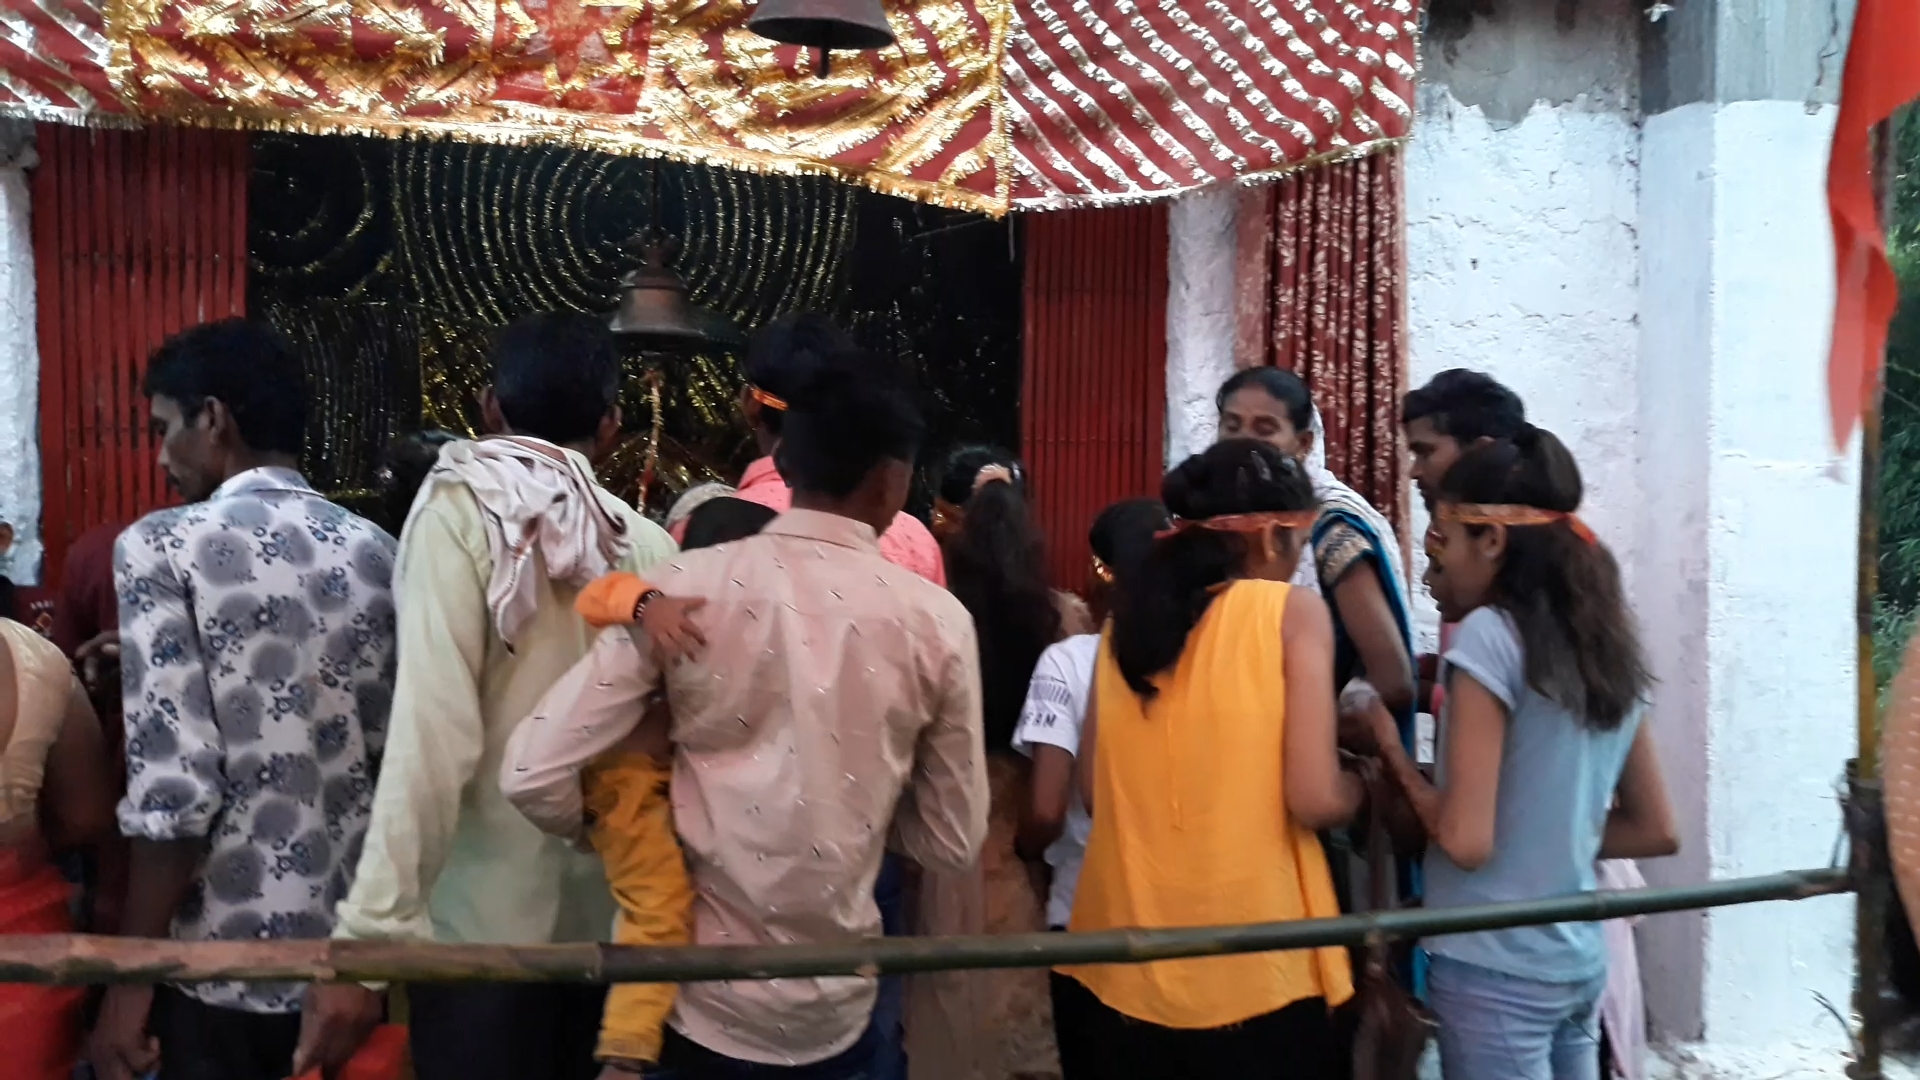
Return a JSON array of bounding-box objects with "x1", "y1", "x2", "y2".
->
[{"x1": 1009, "y1": 633, "x2": 1099, "y2": 928}]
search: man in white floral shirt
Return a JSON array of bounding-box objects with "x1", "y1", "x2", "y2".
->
[{"x1": 89, "y1": 319, "x2": 398, "y2": 1080}]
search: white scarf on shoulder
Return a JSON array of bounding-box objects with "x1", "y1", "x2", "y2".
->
[{"x1": 400, "y1": 436, "x2": 631, "y2": 649}]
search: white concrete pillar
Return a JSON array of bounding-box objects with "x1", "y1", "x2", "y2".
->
[
  {"x1": 1637, "y1": 99, "x2": 1857, "y2": 1075},
  {"x1": 0, "y1": 119, "x2": 39, "y2": 585},
  {"x1": 1164, "y1": 187, "x2": 1239, "y2": 469}
]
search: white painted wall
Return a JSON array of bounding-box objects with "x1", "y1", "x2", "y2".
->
[
  {"x1": 1164, "y1": 187, "x2": 1240, "y2": 469},
  {"x1": 1403, "y1": 0, "x2": 1643, "y2": 654},
  {"x1": 0, "y1": 120, "x2": 39, "y2": 585}
]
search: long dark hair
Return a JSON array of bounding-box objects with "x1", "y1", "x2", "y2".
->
[
  {"x1": 1112, "y1": 440, "x2": 1317, "y2": 698},
  {"x1": 938, "y1": 445, "x2": 1060, "y2": 753},
  {"x1": 1437, "y1": 425, "x2": 1649, "y2": 730}
]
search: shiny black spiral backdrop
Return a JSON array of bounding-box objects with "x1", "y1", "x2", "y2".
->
[{"x1": 248, "y1": 133, "x2": 1022, "y2": 517}]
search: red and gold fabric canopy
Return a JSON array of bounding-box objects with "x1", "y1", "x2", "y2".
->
[{"x1": 0, "y1": 0, "x2": 1415, "y2": 213}]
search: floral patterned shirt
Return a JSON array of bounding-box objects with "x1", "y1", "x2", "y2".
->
[{"x1": 115, "y1": 467, "x2": 398, "y2": 1013}]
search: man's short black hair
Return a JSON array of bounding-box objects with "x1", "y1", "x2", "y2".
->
[
  {"x1": 777, "y1": 349, "x2": 924, "y2": 499},
  {"x1": 142, "y1": 318, "x2": 308, "y2": 456},
  {"x1": 1401, "y1": 369, "x2": 1526, "y2": 442},
  {"x1": 681, "y1": 497, "x2": 780, "y2": 551},
  {"x1": 743, "y1": 313, "x2": 855, "y2": 437},
  {"x1": 490, "y1": 313, "x2": 623, "y2": 445}
]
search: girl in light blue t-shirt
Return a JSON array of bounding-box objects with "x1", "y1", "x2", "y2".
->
[{"x1": 1363, "y1": 424, "x2": 1678, "y2": 1080}]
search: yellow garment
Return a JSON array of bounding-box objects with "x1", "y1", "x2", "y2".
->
[
  {"x1": 584, "y1": 749, "x2": 693, "y2": 1063},
  {"x1": 1063, "y1": 579, "x2": 1353, "y2": 1029}
]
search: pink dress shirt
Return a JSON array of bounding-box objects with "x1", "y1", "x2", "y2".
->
[
  {"x1": 721, "y1": 457, "x2": 947, "y2": 586},
  {"x1": 502, "y1": 510, "x2": 988, "y2": 1066}
]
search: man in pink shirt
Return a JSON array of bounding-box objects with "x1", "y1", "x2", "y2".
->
[
  {"x1": 654, "y1": 316, "x2": 938, "y2": 1080},
  {"x1": 695, "y1": 314, "x2": 945, "y2": 586}
]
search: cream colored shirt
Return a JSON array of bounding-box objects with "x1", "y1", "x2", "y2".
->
[
  {"x1": 503, "y1": 509, "x2": 988, "y2": 1066},
  {"x1": 333, "y1": 450, "x2": 676, "y2": 947}
]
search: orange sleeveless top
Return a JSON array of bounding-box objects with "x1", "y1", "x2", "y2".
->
[{"x1": 1062, "y1": 579, "x2": 1353, "y2": 1029}]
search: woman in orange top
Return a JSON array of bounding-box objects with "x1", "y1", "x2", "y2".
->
[{"x1": 1058, "y1": 439, "x2": 1365, "y2": 1080}]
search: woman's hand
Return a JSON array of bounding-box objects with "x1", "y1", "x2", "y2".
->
[
  {"x1": 1365, "y1": 699, "x2": 1402, "y2": 758},
  {"x1": 1337, "y1": 683, "x2": 1384, "y2": 755}
]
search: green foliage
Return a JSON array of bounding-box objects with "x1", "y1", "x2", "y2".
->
[
  {"x1": 1877, "y1": 595, "x2": 1916, "y2": 693},
  {"x1": 1875, "y1": 110, "x2": 1920, "y2": 689}
]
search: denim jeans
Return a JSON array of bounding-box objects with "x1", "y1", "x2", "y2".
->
[
  {"x1": 1427, "y1": 954, "x2": 1606, "y2": 1080},
  {"x1": 869, "y1": 853, "x2": 907, "y2": 1080}
]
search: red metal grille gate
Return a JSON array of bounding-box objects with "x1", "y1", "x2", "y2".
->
[
  {"x1": 1020, "y1": 205, "x2": 1169, "y2": 590},
  {"x1": 32, "y1": 125, "x2": 249, "y2": 585}
]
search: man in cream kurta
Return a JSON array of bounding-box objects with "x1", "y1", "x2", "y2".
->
[
  {"x1": 294, "y1": 313, "x2": 679, "y2": 1080},
  {"x1": 334, "y1": 465, "x2": 674, "y2": 949}
]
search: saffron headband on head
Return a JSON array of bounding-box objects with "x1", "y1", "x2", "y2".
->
[
  {"x1": 749, "y1": 385, "x2": 788, "y2": 411},
  {"x1": 1437, "y1": 503, "x2": 1597, "y2": 544},
  {"x1": 1154, "y1": 510, "x2": 1319, "y2": 540}
]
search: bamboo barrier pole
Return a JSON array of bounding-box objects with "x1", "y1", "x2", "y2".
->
[
  {"x1": 0, "y1": 868, "x2": 1849, "y2": 987},
  {"x1": 1850, "y1": 113, "x2": 1901, "y2": 1080}
]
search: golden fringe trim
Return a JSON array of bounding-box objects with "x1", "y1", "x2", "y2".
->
[
  {"x1": 1008, "y1": 134, "x2": 1410, "y2": 212},
  {"x1": 0, "y1": 101, "x2": 144, "y2": 130},
  {"x1": 46, "y1": 99, "x2": 1017, "y2": 216}
]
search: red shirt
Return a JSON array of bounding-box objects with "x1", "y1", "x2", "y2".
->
[
  {"x1": 52, "y1": 522, "x2": 124, "y2": 659},
  {"x1": 722, "y1": 457, "x2": 948, "y2": 586}
]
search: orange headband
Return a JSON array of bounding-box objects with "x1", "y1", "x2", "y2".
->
[
  {"x1": 1438, "y1": 503, "x2": 1597, "y2": 544},
  {"x1": 1154, "y1": 510, "x2": 1319, "y2": 540},
  {"x1": 749, "y1": 385, "x2": 788, "y2": 411}
]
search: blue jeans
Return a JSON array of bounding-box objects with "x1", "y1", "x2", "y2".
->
[
  {"x1": 869, "y1": 854, "x2": 907, "y2": 1080},
  {"x1": 1427, "y1": 955, "x2": 1605, "y2": 1080}
]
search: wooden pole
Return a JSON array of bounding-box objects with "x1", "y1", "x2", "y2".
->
[
  {"x1": 1852, "y1": 115, "x2": 1899, "y2": 1080},
  {"x1": 0, "y1": 869, "x2": 1850, "y2": 986}
]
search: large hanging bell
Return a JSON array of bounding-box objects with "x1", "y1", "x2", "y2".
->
[
  {"x1": 608, "y1": 234, "x2": 708, "y2": 348},
  {"x1": 748, "y1": 0, "x2": 895, "y2": 74}
]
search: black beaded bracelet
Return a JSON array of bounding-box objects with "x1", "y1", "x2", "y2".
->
[{"x1": 631, "y1": 588, "x2": 665, "y2": 624}]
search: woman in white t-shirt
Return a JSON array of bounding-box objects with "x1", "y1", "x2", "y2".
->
[{"x1": 1011, "y1": 497, "x2": 1170, "y2": 1080}]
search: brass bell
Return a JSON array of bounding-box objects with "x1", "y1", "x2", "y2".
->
[
  {"x1": 748, "y1": 0, "x2": 895, "y2": 75},
  {"x1": 608, "y1": 233, "x2": 709, "y2": 348}
]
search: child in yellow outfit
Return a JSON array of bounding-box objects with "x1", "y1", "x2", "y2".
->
[
  {"x1": 580, "y1": 722, "x2": 688, "y2": 1072},
  {"x1": 563, "y1": 498, "x2": 781, "y2": 1076}
]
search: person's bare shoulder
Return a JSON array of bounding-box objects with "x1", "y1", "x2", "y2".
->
[{"x1": 1281, "y1": 580, "x2": 1333, "y2": 642}]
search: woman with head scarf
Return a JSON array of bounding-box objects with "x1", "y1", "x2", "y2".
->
[{"x1": 1215, "y1": 367, "x2": 1416, "y2": 743}]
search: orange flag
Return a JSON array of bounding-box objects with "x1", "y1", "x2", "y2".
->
[{"x1": 1827, "y1": 0, "x2": 1920, "y2": 448}]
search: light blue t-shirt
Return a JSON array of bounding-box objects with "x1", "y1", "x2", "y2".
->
[{"x1": 1422, "y1": 606, "x2": 1642, "y2": 984}]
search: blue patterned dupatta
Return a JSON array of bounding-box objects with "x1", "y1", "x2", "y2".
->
[
  {"x1": 1300, "y1": 408, "x2": 1426, "y2": 993},
  {"x1": 1309, "y1": 487, "x2": 1417, "y2": 750}
]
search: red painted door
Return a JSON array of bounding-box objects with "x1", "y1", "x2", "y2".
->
[
  {"x1": 33, "y1": 125, "x2": 249, "y2": 585},
  {"x1": 1021, "y1": 205, "x2": 1168, "y2": 591}
]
